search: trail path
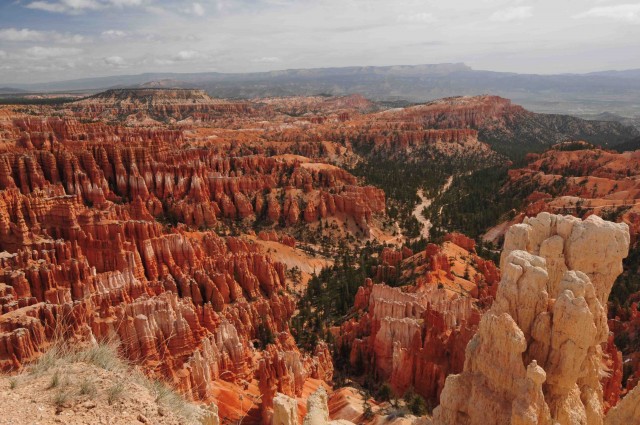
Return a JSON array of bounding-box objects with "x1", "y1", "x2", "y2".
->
[{"x1": 412, "y1": 175, "x2": 454, "y2": 240}]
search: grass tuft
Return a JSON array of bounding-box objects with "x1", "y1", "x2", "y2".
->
[
  {"x1": 22, "y1": 340, "x2": 203, "y2": 423},
  {"x1": 48, "y1": 370, "x2": 60, "y2": 389},
  {"x1": 79, "y1": 377, "x2": 97, "y2": 397},
  {"x1": 52, "y1": 389, "x2": 69, "y2": 408},
  {"x1": 73, "y1": 342, "x2": 123, "y2": 372},
  {"x1": 30, "y1": 345, "x2": 66, "y2": 376},
  {"x1": 106, "y1": 381, "x2": 125, "y2": 405}
]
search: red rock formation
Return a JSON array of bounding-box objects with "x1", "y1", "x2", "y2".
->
[
  {"x1": 603, "y1": 334, "x2": 624, "y2": 412},
  {"x1": 444, "y1": 232, "x2": 475, "y2": 252},
  {"x1": 492, "y1": 145, "x2": 640, "y2": 243},
  {"x1": 339, "y1": 239, "x2": 499, "y2": 404},
  {"x1": 0, "y1": 191, "x2": 333, "y2": 422},
  {"x1": 0, "y1": 128, "x2": 384, "y2": 235},
  {"x1": 258, "y1": 231, "x2": 296, "y2": 248}
]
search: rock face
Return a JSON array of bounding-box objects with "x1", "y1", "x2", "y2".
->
[
  {"x1": 0, "y1": 133, "x2": 384, "y2": 235},
  {"x1": 0, "y1": 92, "x2": 415, "y2": 424},
  {"x1": 345, "y1": 283, "x2": 479, "y2": 402},
  {"x1": 433, "y1": 212, "x2": 630, "y2": 425},
  {"x1": 486, "y1": 144, "x2": 640, "y2": 247},
  {"x1": 0, "y1": 207, "x2": 334, "y2": 413},
  {"x1": 273, "y1": 392, "x2": 300, "y2": 425},
  {"x1": 6, "y1": 91, "x2": 633, "y2": 424},
  {"x1": 604, "y1": 383, "x2": 640, "y2": 425},
  {"x1": 610, "y1": 303, "x2": 640, "y2": 394},
  {"x1": 303, "y1": 387, "x2": 332, "y2": 425}
]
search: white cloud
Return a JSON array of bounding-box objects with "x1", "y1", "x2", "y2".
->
[
  {"x1": 108, "y1": 0, "x2": 146, "y2": 6},
  {"x1": 574, "y1": 4, "x2": 640, "y2": 22},
  {"x1": 0, "y1": 28, "x2": 88, "y2": 43},
  {"x1": 3, "y1": 0, "x2": 639, "y2": 83},
  {"x1": 174, "y1": 50, "x2": 205, "y2": 61},
  {"x1": 24, "y1": 46, "x2": 83, "y2": 58},
  {"x1": 0, "y1": 28, "x2": 46, "y2": 42},
  {"x1": 27, "y1": 0, "x2": 102, "y2": 13},
  {"x1": 25, "y1": 0, "x2": 148, "y2": 14},
  {"x1": 252, "y1": 56, "x2": 281, "y2": 63},
  {"x1": 490, "y1": 6, "x2": 533, "y2": 22},
  {"x1": 215, "y1": 0, "x2": 230, "y2": 12},
  {"x1": 155, "y1": 50, "x2": 207, "y2": 65},
  {"x1": 26, "y1": 1, "x2": 72, "y2": 13},
  {"x1": 181, "y1": 2, "x2": 205, "y2": 16},
  {"x1": 191, "y1": 2, "x2": 205, "y2": 16},
  {"x1": 101, "y1": 29, "x2": 128, "y2": 39},
  {"x1": 103, "y1": 55, "x2": 127, "y2": 67},
  {"x1": 0, "y1": 50, "x2": 7, "y2": 59},
  {"x1": 397, "y1": 12, "x2": 436, "y2": 24},
  {"x1": 58, "y1": 33, "x2": 87, "y2": 43}
]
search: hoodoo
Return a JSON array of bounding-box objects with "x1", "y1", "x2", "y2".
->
[{"x1": 433, "y1": 213, "x2": 630, "y2": 425}]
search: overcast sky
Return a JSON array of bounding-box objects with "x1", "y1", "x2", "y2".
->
[{"x1": 1, "y1": 0, "x2": 640, "y2": 84}]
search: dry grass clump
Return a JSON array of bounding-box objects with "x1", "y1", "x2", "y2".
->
[
  {"x1": 47, "y1": 370, "x2": 61, "y2": 389},
  {"x1": 79, "y1": 376, "x2": 97, "y2": 397},
  {"x1": 107, "y1": 381, "x2": 126, "y2": 405},
  {"x1": 52, "y1": 388, "x2": 70, "y2": 408},
  {"x1": 29, "y1": 344, "x2": 69, "y2": 377},
  {"x1": 73, "y1": 341, "x2": 124, "y2": 372}
]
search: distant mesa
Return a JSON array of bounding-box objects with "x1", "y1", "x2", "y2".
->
[
  {"x1": 138, "y1": 79, "x2": 191, "y2": 89},
  {"x1": 84, "y1": 87, "x2": 219, "y2": 103},
  {"x1": 69, "y1": 87, "x2": 249, "y2": 123}
]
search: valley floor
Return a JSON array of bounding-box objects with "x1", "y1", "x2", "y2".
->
[{"x1": 412, "y1": 176, "x2": 454, "y2": 241}]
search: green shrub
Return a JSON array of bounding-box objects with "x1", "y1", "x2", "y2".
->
[{"x1": 376, "y1": 383, "x2": 394, "y2": 402}]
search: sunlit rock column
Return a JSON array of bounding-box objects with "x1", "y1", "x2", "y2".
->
[{"x1": 433, "y1": 213, "x2": 629, "y2": 425}]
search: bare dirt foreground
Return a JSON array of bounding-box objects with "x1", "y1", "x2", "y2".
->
[{"x1": 0, "y1": 344, "x2": 213, "y2": 425}]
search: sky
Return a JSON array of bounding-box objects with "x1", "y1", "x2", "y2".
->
[{"x1": 1, "y1": 0, "x2": 640, "y2": 84}]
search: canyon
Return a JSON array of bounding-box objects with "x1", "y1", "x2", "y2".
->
[{"x1": 0, "y1": 89, "x2": 639, "y2": 425}]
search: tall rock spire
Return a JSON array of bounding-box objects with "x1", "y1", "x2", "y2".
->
[{"x1": 434, "y1": 213, "x2": 630, "y2": 425}]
